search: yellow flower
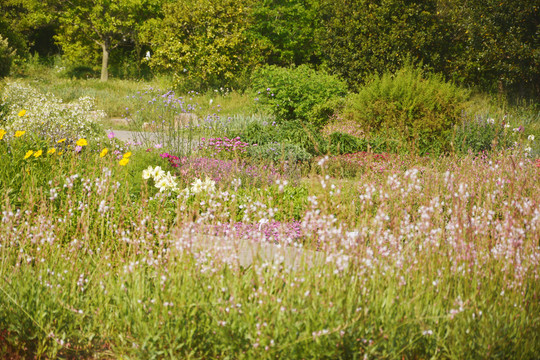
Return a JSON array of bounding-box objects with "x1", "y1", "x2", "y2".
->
[
  {"x1": 34, "y1": 150, "x2": 43, "y2": 158},
  {"x1": 0, "y1": 129, "x2": 5, "y2": 140},
  {"x1": 15, "y1": 131, "x2": 25, "y2": 138},
  {"x1": 47, "y1": 148, "x2": 56, "y2": 154},
  {"x1": 18, "y1": 110, "x2": 26, "y2": 117},
  {"x1": 123, "y1": 151, "x2": 132, "y2": 158},
  {"x1": 119, "y1": 158, "x2": 130, "y2": 166},
  {"x1": 57, "y1": 138, "x2": 66, "y2": 143},
  {"x1": 24, "y1": 150, "x2": 34, "y2": 159},
  {"x1": 76, "y1": 138, "x2": 88, "y2": 147},
  {"x1": 100, "y1": 148, "x2": 108, "y2": 157}
]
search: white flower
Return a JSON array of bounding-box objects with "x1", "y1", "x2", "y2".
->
[
  {"x1": 191, "y1": 178, "x2": 204, "y2": 194},
  {"x1": 486, "y1": 118, "x2": 495, "y2": 124},
  {"x1": 151, "y1": 166, "x2": 166, "y2": 181},
  {"x1": 528, "y1": 135, "x2": 535, "y2": 141},
  {"x1": 142, "y1": 166, "x2": 153, "y2": 180},
  {"x1": 203, "y1": 176, "x2": 216, "y2": 192},
  {"x1": 524, "y1": 146, "x2": 532, "y2": 153},
  {"x1": 153, "y1": 171, "x2": 178, "y2": 192}
]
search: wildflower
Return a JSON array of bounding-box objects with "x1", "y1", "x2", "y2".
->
[
  {"x1": 34, "y1": 150, "x2": 43, "y2": 158},
  {"x1": 151, "y1": 166, "x2": 166, "y2": 180},
  {"x1": 107, "y1": 131, "x2": 115, "y2": 139},
  {"x1": 76, "y1": 138, "x2": 88, "y2": 147},
  {"x1": 15, "y1": 131, "x2": 25, "y2": 138},
  {"x1": 75, "y1": 146, "x2": 83, "y2": 153},
  {"x1": 100, "y1": 148, "x2": 108, "y2": 157},
  {"x1": 18, "y1": 110, "x2": 26, "y2": 117},
  {"x1": 191, "y1": 178, "x2": 204, "y2": 194},
  {"x1": 24, "y1": 150, "x2": 34, "y2": 159},
  {"x1": 123, "y1": 152, "x2": 132, "y2": 158},
  {"x1": 203, "y1": 176, "x2": 216, "y2": 192},
  {"x1": 57, "y1": 138, "x2": 66, "y2": 143},
  {"x1": 142, "y1": 167, "x2": 152, "y2": 180},
  {"x1": 528, "y1": 135, "x2": 535, "y2": 141},
  {"x1": 47, "y1": 148, "x2": 56, "y2": 154},
  {"x1": 119, "y1": 158, "x2": 129, "y2": 166},
  {"x1": 0, "y1": 129, "x2": 5, "y2": 140}
]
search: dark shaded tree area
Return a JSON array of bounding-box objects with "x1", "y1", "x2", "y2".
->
[{"x1": 0, "y1": 0, "x2": 538, "y2": 98}]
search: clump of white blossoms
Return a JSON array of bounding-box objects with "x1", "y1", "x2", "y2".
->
[
  {"x1": 181, "y1": 177, "x2": 216, "y2": 197},
  {"x1": 1, "y1": 81, "x2": 105, "y2": 141},
  {"x1": 142, "y1": 166, "x2": 179, "y2": 193}
]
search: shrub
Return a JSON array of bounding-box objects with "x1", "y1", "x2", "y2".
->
[
  {"x1": 1, "y1": 82, "x2": 105, "y2": 142},
  {"x1": 251, "y1": 65, "x2": 347, "y2": 127},
  {"x1": 343, "y1": 64, "x2": 470, "y2": 155},
  {"x1": 247, "y1": 142, "x2": 312, "y2": 163},
  {"x1": 0, "y1": 34, "x2": 15, "y2": 78}
]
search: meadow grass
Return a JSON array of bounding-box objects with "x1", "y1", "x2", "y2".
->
[
  {"x1": 1, "y1": 73, "x2": 539, "y2": 359},
  {"x1": 0, "y1": 127, "x2": 538, "y2": 358}
]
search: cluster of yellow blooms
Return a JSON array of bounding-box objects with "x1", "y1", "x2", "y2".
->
[{"x1": 2, "y1": 113, "x2": 132, "y2": 166}]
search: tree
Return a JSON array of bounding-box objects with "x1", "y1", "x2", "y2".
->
[
  {"x1": 249, "y1": 0, "x2": 321, "y2": 67},
  {"x1": 441, "y1": 0, "x2": 540, "y2": 98},
  {"x1": 55, "y1": 0, "x2": 162, "y2": 81},
  {"x1": 0, "y1": 0, "x2": 55, "y2": 58},
  {"x1": 145, "y1": 0, "x2": 261, "y2": 90},
  {"x1": 317, "y1": 0, "x2": 449, "y2": 90}
]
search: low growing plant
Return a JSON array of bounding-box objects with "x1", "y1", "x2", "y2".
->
[{"x1": 1, "y1": 82, "x2": 104, "y2": 142}]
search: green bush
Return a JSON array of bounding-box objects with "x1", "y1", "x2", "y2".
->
[
  {"x1": 248, "y1": 142, "x2": 312, "y2": 163},
  {"x1": 0, "y1": 34, "x2": 15, "y2": 78},
  {"x1": 343, "y1": 64, "x2": 470, "y2": 155},
  {"x1": 251, "y1": 65, "x2": 347, "y2": 127}
]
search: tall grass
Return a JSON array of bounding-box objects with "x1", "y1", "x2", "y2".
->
[{"x1": 1, "y1": 127, "x2": 538, "y2": 358}]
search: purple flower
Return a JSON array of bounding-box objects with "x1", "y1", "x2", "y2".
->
[{"x1": 108, "y1": 131, "x2": 115, "y2": 139}]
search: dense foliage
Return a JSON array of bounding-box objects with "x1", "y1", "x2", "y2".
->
[
  {"x1": 144, "y1": 0, "x2": 259, "y2": 90},
  {"x1": 342, "y1": 64, "x2": 471, "y2": 155},
  {"x1": 1, "y1": 0, "x2": 537, "y2": 98},
  {"x1": 317, "y1": 0, "x2": 449, "y2": 90},
  {"x1": 0, "y1": 35, "x2": 15, "y2": 78},
  {"x1": 251, "y1": 65, "x2": 347, "y2": 127}
]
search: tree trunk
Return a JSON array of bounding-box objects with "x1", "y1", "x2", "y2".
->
[{"x1": 101, "y1": 40, "x2": 109, "y2": 82}]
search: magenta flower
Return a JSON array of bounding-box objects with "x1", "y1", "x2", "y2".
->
[{"x1": 108, "y1": 131, "x2": 115, "y2": 139}]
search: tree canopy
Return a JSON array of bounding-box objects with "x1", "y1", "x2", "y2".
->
[{"x1": 1, "y1": 0, "x2": 538, "y2": 97}]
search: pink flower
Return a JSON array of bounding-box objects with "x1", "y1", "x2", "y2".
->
[
  {"x1": 108, "y1": 131, "x2": 115, "y2": 139},
  {"x1": 75, "y1": 145, "x2": 82, "y2": 152}
]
